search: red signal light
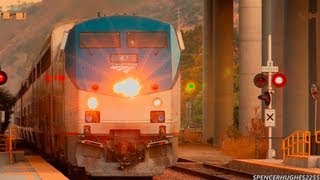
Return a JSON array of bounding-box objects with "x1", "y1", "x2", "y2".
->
[
  {"x1": 253, "y1": 73, "x2": 267, "y2": 88},
  {"x1": 0, "y1": 71, "x2": 8, "y2": 85},
  {"x1": 272, "y1": 73, "x2": 286, "y2": 88}
]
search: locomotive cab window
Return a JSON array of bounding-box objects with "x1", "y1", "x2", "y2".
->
[
  {"x1": 79, "y1": 32, "x2": 120, "y2": 48},
  {"x1": 126, "y1": 32, "x2": 168, "y2": 48}
]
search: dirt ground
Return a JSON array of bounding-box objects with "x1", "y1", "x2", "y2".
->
[{"x1": 178, "y1": 142, "x2": 234, "y2": 163}]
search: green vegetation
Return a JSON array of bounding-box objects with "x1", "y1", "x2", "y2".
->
[
  {"x1": 180, "y1": 25, "x2": 241, "y2": 130},
  {"x1": 0, "y1": 87, "x2": 16, "y2": 133},
  {"x1": 180, "y1": 25, "x2": 202, "y2": 128},
  {"x1": 233, "y1": 27, "x2": 240, "y2": 128}
]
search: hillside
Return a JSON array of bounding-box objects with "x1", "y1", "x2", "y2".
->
[{"x1": 0, "y1": 0, "x2": 203, "y2": 94}]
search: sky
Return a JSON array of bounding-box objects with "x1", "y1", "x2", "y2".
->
[{"x1": 0, "y1": 0, "x2": 42, "y2": 11}]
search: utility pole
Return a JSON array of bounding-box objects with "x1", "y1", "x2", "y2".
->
[
  {"x1": 265, "y1": 35, "x2": 276, "y2": 159},
  {"x1": 254, "y1": 35, "x2": 287, "y2": 159}
]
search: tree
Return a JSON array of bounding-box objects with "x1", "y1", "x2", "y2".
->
[
  {"x1": 180, "y1": 25, "x2": 203, "y2": 128},
  {"x1": 233, "y1": 27, "x2": 240, "y2": 128},
  {"x1": 0, "y1": 87, "x2": 16, "y2": 132}
]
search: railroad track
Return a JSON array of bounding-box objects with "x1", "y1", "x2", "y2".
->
[{"x1": 169, "y1": 158, "x2": 254, "y2": 180}]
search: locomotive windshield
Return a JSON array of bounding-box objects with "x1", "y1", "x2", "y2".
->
[
  {"x1": 66, "y1": 16, "x2": 180, "y2": 96},
  {"x1": 79, "y1": 32, "x2": 120, "y2": 48},
  {"x1": 126, "y1": 32, "x2": 168, "y2": 48}
]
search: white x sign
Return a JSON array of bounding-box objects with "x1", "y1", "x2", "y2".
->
[{"x1": 265, "y1": 109, "x2": 276, "y2": 127}]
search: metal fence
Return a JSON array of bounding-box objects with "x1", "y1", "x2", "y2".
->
[{"x1": 282, "y1": 130, "x2": 311, "y2": 158}]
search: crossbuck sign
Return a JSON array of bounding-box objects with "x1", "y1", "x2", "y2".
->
[{"x1": 265, "y1": 109, "x2": 275, "y2": 127}]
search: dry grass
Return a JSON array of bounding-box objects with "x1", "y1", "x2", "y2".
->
[
  {"x1": 221, "y1": 136, "x2": 268, "y2": 159},
  {"x1": 220, "y1": 106, "x2": 268, "y2": 159}
]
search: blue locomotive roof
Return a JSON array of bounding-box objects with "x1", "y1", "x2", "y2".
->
[
  {"x1": 64, "y1": 15, "x2": 180, "y2": 96},
  {"x1": 73, "y1": 15, "x2": 170, "y2": 32}
]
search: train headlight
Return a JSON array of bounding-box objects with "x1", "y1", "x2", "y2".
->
[
  {"x1": 113, "y1": 78, "x2": 141, "y2": 98},
  {"x1": 87, "y1": 97, "x2": 98, "y2": 109},
  {"x1": 153, "y1": 97, "x2": 162, "y2": 107}
]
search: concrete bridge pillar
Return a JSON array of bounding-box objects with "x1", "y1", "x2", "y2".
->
[
  {"x1": 202, "y1": 0, "x2": 233, "y2": 144},
  {"x1": 283, "y1": 0, "x2": 309, "y2": 136},
  {"x1": 239, "y1": 0, "x2": 262, "y2": 134}
]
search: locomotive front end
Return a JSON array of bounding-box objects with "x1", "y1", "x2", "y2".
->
[{"x1": 63, "y1": 15, "x2": 182, "y2": 176}]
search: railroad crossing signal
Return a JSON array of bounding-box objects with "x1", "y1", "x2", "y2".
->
[
  {"x1": 272, "y1": 73, "x2": 287, "y2": 88},
  {"x1": 258, "y1": 91, "x2": 271, "y2": 106},
  {"x1": 254, "y1": 71, "x2": 287, "y2": 106},
  {"x1": 262, "y1": 65, "x2": 278, "y2": 72},
  {"x1": 0, "y1": 71, "x2": 8, "y2": 85},
  {"x1": 253, "y1": 73, "x2": 267, "y2": 88},
  {"x1": 261, "y1": 34, "x2": 281, "y2": 159},
  {"x1": 253, "y1": 72, "x2": 287, "y2": 89}
]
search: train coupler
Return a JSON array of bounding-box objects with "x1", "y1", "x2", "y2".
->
[{"x1": 107, "y1": 142, "x2": 146, "y2": 170}]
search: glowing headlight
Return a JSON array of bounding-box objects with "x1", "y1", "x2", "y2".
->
[
  {"x1": 153, "y1": 97, "x2": 162, "y2": 107},
  {"x1": 113, "y1": 78, "x2": 141, "y2": 98},
  {"x1": 87, "y1": 97, "x2": 98, "y2": 109}
]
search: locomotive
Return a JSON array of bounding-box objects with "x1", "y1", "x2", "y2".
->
[{"x1": 14, "y1": 15, "x2": 184, "y2": 176}]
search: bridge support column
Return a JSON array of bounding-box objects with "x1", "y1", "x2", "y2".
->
[
  {"x1": 283, "y1": 0, "x2": 309, "y2": 136},
  {"x1": 202, "y1": 0, "x2": 233, "y2": 145},
  {"x1": 239, "y1": 0, "x2": 262, "y2": 134}
]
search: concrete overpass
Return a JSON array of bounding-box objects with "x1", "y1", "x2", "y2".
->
[{"x1": 202, "y1": 0, "x2": 320, "y2": 146}]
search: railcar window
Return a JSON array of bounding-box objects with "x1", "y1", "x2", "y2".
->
[
  {"x1": 41, "y1": 48, "x2": 51, "y2": 74},
  {"x1": 126, "y1": 32, "x2": 168, "y2": 48},
  {"x1": 28, "y1": 73, "x2": 32, "y2": 85},
  {"x1": 28, "y1": 69, "x2": 35, "y2": 85},
  {"x1": 79, "y1": 32, "x2": 120, "y2": 48},
  {"x1": 21, "y1": 82, "x2": 27, "y2": 95}
]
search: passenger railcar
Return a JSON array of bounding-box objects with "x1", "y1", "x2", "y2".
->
[{"x1": 14, "y1": 15, "x2": 184, "y2": 176}]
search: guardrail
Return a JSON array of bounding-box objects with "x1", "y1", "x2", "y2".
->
[
  {"x1": 5, "y1": 126, "x2": 18, "y2": 164},
  {"x1": 282, "y1": 130, "x2": 311, "y2": 159}
]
